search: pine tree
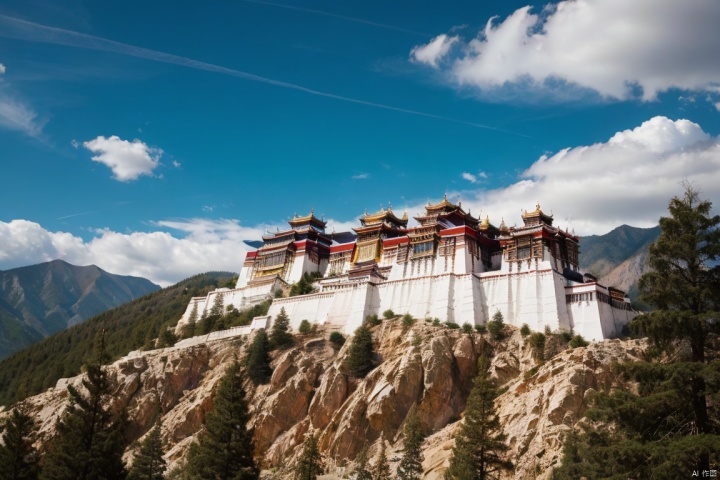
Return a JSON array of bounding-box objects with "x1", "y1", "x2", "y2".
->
[
  {"x1": 184, "y1": 360, "x2": 258, "y2": 480},
  {"x1": 353, "y1": 445, "x2": 372, "y2": 480},
  {"x1": 210, "y1": 293, "x2": 225, "y2": 317},
  {"x1": 294, "y1": 434, "x2": 322, "y2": 480},
  {"x1": 398, "y1": 405, "x2": 425, "y2": 480},
  {"x1": 245, "y1": 329, "x2": 273, "y2": 385},
  {"x1": 373, "y1": 435, "x2": 392, "y2": 480},
  {"x1": 270, "y1": 308, "x2": 293, "y2": 350},
  {"x1": 345, "y1": 325, "x2": 374, "y2": 378},
  {"x1": 554, "y1": 185, "x2": 720, "y2": 478},
  {"x1": 182, "y1": 304, "x2": 198, "y2": 339},
  {"x1": 445, "y1": 356, "x2": 512, "y2": 480},
  {"x1": 41, "y1": 332, "x2": 127, "y2": 480},
  {"x1": 0, "y1": 403, "x2": 40, "y2": 480},
  {"x1": 128, "y1": 422, "x2": 166, "y2": 480}
]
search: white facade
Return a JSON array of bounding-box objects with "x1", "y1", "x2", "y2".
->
[{"x1": 177, "y1": 202, "x2": 636, "y2": 341}]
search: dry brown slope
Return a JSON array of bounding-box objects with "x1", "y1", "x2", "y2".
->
[{"x1": 7, "y1": 320, "x2": 646, "y2": 479}]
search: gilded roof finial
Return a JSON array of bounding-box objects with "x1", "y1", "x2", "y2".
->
[
  {"x1": 293, "y1": 212, "x2": 297, "y2": 219},
  {"x1": 535, "y1": 201, "x2": 541, "y2": 212},
  {"x1": 443, "y1": 193, "x2": 448, "y2": 201},
  {"x1": 402, "y1": 208, "x2": 408, "y2": 220},
  {"x1": 311, "y1": 207, "x2": 314, "y2": 215}
]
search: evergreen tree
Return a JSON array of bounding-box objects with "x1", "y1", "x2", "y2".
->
[
  {"x1": 184, "y1": 360, "x2": 258, "y2": 480},
  {"x1": 398, "y1": 405, "x2": 425, "y2": 480},
  {"x1": 41, "y1": 332, "x2": 127, "y2": 480},
  {"x1": 245, "y1": 329, "x2": 273, "y2": 385},
  {"x1": 554, "y1": 185, "x2": 720, "y2": 478},
  {"x1": 445, "y1": 356, "x2": 512, "y2": 480},
  {"x1": 0, "y1": 403, "x2": 40, "y2": 480},
  {"x1": 294, "y1": 434, "x2": 322, "y2": 480},
  {"x1": 210, "y1": 293, "x2": 225, "y2": 317},
  {"x1": 373, "y1": 435, "x2": 391, "y2": 480},
  {"x1": 353, "y1": 445, "x2": 372, "y2": 480},
  {"x1": 182, "y1": 304, "x2": 198, "y2": 339},
  {"x1": 345, "y1": 325, "x2": 374, "y2": 378},
  {"x1": 487, "y1": 311, "x2": 504, "y2": 340},
  {"x1": 269, "y1": 308, "x2": 293, "y2": 350},
  {"x1": 128, "y1": 422, "x2": 166, "y2": 480}
]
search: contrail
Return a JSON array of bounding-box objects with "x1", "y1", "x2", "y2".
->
[
  {"x1": 239, "y1": 0, "x2": 428, "y2": 37},
  {"x1": 57, "y1": 211, "x2": 97, "y2": 220},
  {"x1": 0, "y1": 14, "x2": 527, "y2": 137}
]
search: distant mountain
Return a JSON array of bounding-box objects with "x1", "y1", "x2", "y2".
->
[
  {"x1": 579, "y1": 224, "x2": 661, "y2": 306},
  {"x1": 0, "y1": 271, "x2": 235, "y2": 406},
  {"x1": 0, "y1": 260, "x2": 160, "y2": 359}
]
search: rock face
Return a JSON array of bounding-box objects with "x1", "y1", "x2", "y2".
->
[{"x1": 8, "y1": 321, "x2": 646, "y2": 479}]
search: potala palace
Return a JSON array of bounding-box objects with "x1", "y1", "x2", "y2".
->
[{"x1": 177, "y1": 197, "x2": 636, "y2": 341}]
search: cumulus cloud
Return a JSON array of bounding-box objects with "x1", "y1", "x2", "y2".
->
[
  {"x1": 83, "y1": 135, "x2": 162, "y2": 181},
  {"x1": 0, "y1": 218, "x2": 270, "y2": 286},
  {"x1": 411, "y1": 0, "x2": 720, "y2": 101},
  {"x1": 443, "y1": 116, "x2": 720, "y2": 235},
  {"x1": 410, "y1": 34, "x2": 458, "y2": 68},
  {"x1": 0, "y1": 63, "x2": 5, "y2": 74}
]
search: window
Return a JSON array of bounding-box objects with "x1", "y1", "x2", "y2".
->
[
  {"x1": 517, "y1": 246, "x2": 531, "y2": 260},
  {"x1": 413, "y1": 241, "x2": 434, "y2": 256}
]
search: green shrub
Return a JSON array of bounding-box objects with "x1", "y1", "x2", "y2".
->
[
  {"x1": 462, "y1": 323, "x2": 474, "y2": 334},
  {"x1": 432, "y1": 318, "x2": 441, "y2": 326},
  {"x1": 329, "y1": 332, "x2": 346, "y2": 350},
  {"x1": 364, "y1": 314, "x2": 381, "y2": 327},
  {"x1": 382, "y1": 309, "x2": 396, "y2": 319},
  {"x1": 569, "y1": 335, "x2": 589, "y2": 348},
  {"x1": 488, "y1": 311, "x2": 505, "y2": 340},
  {"x1": 544, "y1": 325, "x2": 552, "y2": 335},
  {"x1": 475, "y1": 324, "x2": 487, "y2": 334},
  {"x1": 559, "y1": 331, "x2": 573, "y2": 343},
  {"x1": 402, "y1": 314, "x2": 415, "y2": 331},
  {"x1": 520, "y1": 324, "x2": 531, "y2": 336},
  {"x1": 298, "y1": 320, "x2": 312, "y2": 335},
  {"x1": 528, "y1": 332, "x2": 546, "y2": 362},
  {"x1": 444, "y1": 322, "x2": 460, "y2": 329},
  {"x1": 274, "y1": 288, "x2": 284, "y2": 298}
]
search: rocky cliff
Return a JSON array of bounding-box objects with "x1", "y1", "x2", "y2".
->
[{"x1": 8, "y1": 320, "x2": 646, "y2": 479}]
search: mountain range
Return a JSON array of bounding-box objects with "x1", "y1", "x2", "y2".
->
[
  {"x1": 0, "y1": 260, "x2": 159, "y2": 359},
  {"x1": 578, "y1": 224, "x2": 661, "y2": 307}
]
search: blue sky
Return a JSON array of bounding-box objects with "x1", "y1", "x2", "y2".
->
[{"x1": 2, "y1": 0, "x2": 720, "y2": 285}]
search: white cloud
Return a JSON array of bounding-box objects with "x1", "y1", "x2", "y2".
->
[
  {"x1": 443, "y1": 116, "x2": 720, "y2": 235},
  {"x1": 462, "y1": 172, "x2": 478, "y2": 183},
  {"x1": 83, "y1": 135, "x2": 162, "y2": 181},
  {"x1": 0, "y1": 95, "x2": 43, "y2": 136},
  {"x1": 352, "y1": 173, "x2": 369, "y2": 180},
  {"x1": 0, "y1": 218, "x2": 270, "y2": 287},
  {"x1": 0, "y1": 63, "x2": 5, "y2": 74},
  {"x1": 172, "y1": 160, "x2": 181, "y2": 168},
  {"x1": 411, "y1": 0, "x2": 720, "y2": 101},
  {"x1": 715, "y1": 102, "x2": 720, "y2": 112},
  {"x1": 410, "y1": 34, "x2": 458, "y2": 68}
]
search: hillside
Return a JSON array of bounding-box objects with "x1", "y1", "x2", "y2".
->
[
  {"x1": 0, "y1": 259, "x2": 160, "y2": 359},
  {"x1": 7, "y1": 319, "x2": 647, "y2": 479},
  {"x1": 0, "y1": 271, "x2": 235, "y2": 406},
  {"x1": 579, "y1": 224, "x2": 660, "y2": 305}
]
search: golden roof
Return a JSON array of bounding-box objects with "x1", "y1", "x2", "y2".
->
[
  {"x1": 425, "y1": 194, "x2": 457, "y2": 213},
  {"x1": 521, "y1": 202, "x2": 553, "y2": 225},
  {"x1": 361, "y1": 206, "x2": 408, "y2": 226},
  {"x1": 288, "y1": 209, "x2": 327, "y2": 228}
]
